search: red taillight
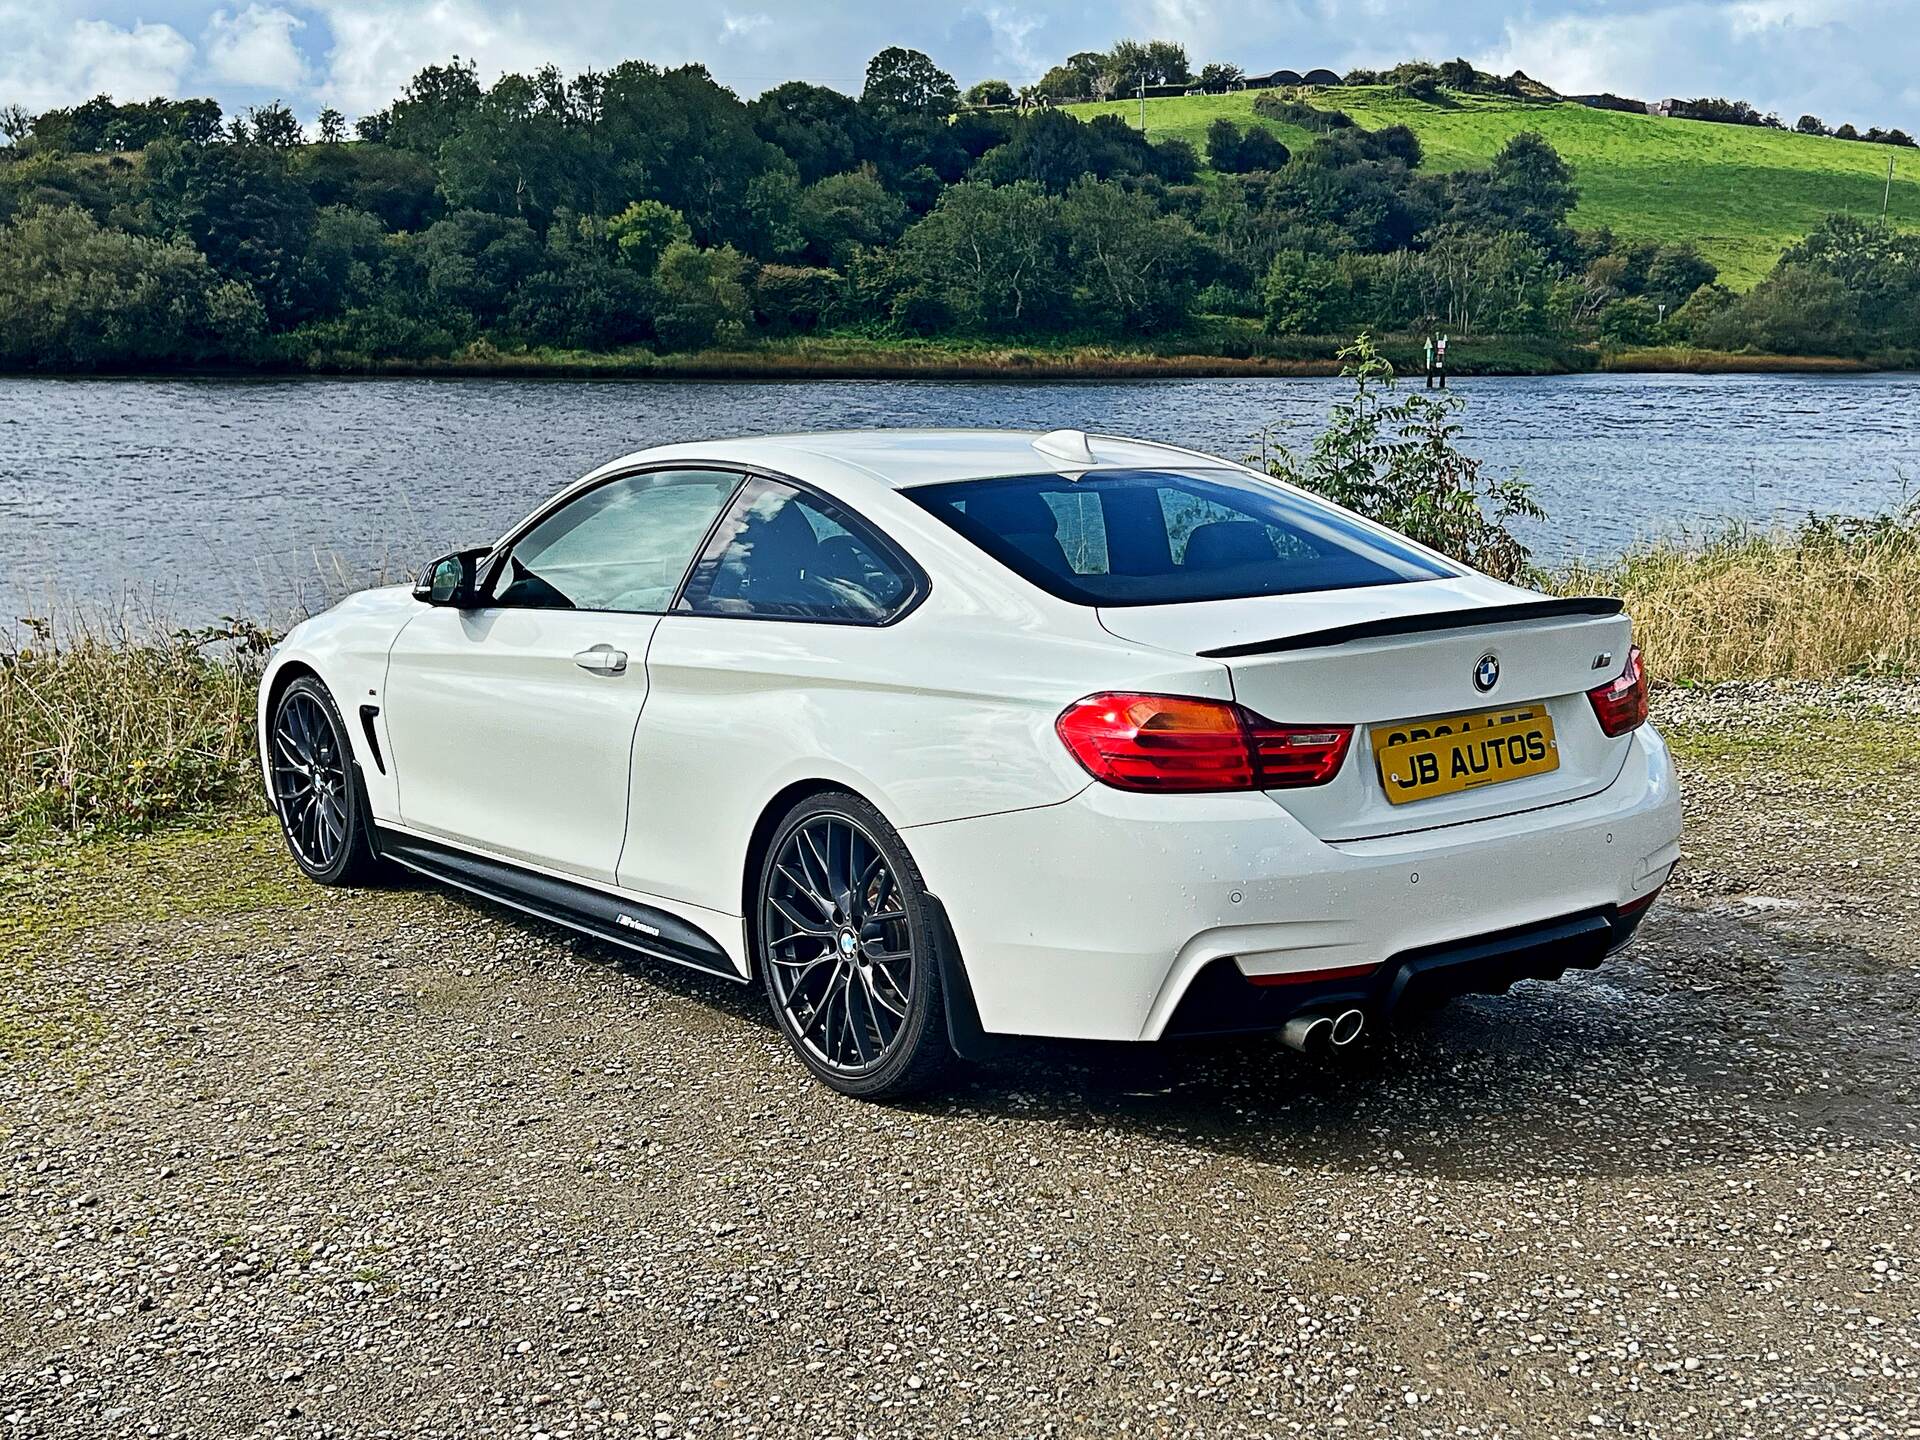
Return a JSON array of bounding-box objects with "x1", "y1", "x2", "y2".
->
[
  {"x1": 1055, "y1": 693, "x2": 1352, "y2": 793},
  {"x1": 1056, "y1": 694, "x2": 1252, "y2": 792},
  {"x1": 1587, "y1": 645, "x2": 1649, "y2": 737},
  {"x1": 1245, "y1": 717, "x2": 1354, "y2": 788}
]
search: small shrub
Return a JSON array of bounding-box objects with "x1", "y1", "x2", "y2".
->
[
  {"x1": 1205, "y1": 119, "x2": 1291, "y2": 174},
  {"x1": 752, "y1": 263, "x2": 838, "y2": 335},
  {"x1": 1194, "y1": 280, "x2": 1262, "y2": 317},
  {"x1": 653, "y1": 242, "x2": 752, "y2": 351},
  {"x1": 1260, "y1": 334, "x2": 1544, "y2": 581},
  {"x1": 1597, "y1": 296, "x2": 1661, "y2": 345},
  {"x1": 1252, "y1": 94, "x2": 1354, "y2": 131}
]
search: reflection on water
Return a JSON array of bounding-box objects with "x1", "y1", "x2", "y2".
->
[{"x1": 2, "y1": 372, "x2": 1916, "y2": 624}]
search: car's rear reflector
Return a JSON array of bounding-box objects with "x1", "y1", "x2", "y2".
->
[
  {"x1": 1056, "y1": 693, "x2": 1353, "y2": 793},
  {"x1": 1245, "y1": 961, "x2": 1381, "y2": 987},
  {"x1": 1587, "y1": 645, "x2": 1649, "y2": 737},
  {"x1": 1617, "y1": 877, "x2": 1670, "y2": 916}
]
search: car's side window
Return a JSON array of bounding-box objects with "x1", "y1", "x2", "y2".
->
[
  {"x1": 677, "y1": 477, "x2": 916, "y2": 623},
  {"x1": 486, "y1": 469, "x2": 742, "y2": 613}
]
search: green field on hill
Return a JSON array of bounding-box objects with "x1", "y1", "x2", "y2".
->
[{"x1": 1067, "y1": 88, "x2": 1920, "y2": 288}]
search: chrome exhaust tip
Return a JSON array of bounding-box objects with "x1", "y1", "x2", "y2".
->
[
  {"x1": 1281, "y1": 1011, "x2": 1335, "y2": 1054},
  {"x1": 1281, "y1": 1005, "x2": 1367, "y2": 1054}
]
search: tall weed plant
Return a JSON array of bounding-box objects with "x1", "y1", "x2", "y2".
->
[{"x1": 1261, "y1": 333, "x2": 1544, "y2": 582}]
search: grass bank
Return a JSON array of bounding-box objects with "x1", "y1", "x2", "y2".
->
[
  {"x1": 5, "y1": 508, "x2": 1914, "y2": 847},
  {"x1": 1598, "y1": 347, "x2": 1908, "y2": 374},
  {"x1": 291, "y1": 331, "x2": 1598, "y2": 380},
  {"x1": 40, "y1": 333, "x2": 1907, "y2": 380}
]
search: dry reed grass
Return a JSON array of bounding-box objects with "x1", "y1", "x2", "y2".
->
[
  {"x1": 0, "y1": 610, "x2": 268, "y2": 840},
  {"x1": 1560, "y1": 507, "x2": 1920, "y2": 682}
]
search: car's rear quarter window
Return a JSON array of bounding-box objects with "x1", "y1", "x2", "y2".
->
[{"x1": 906, "y1": 468, "x2": 1452, "y2": 606}]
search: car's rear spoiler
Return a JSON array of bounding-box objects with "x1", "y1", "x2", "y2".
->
[{"x1": 1197, "y1": 597, "x2": 1626, "y2": 659}]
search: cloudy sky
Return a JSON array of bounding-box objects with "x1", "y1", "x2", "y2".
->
[{"x1": 3, "y1": 0, "x2": 1914, "y2": 132}]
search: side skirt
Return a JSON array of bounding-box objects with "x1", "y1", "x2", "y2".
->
[{"x1": 373, "y1": 826, "x2": 745, "y2": 983}]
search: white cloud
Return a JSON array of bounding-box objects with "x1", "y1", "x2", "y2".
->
[
  {"x1": 1726, "y1": 0, "x2": 1847, "y2": 34},
  {"x1": 1482, "y1": 0, "x2": 1913, "y2": 124},
  {"x1": 309, "y1": 0, "x2": 556, "y2": 114},
  {"x1": 973, "y1": 5, "x2": 1046, "y2": 78},
  {"x1": 70, "y1": 18, "x2": 197, "y2": 98},
  {"x1": 1142, "y1": 0, "x2": 1210, "y2": 32},
  {"x1": 719, "y1": 11, "x2": 772, "y2": 40},
  {"x1": 203, "y1": 4, "x2": 312, "y2": 90},
  {"x1": 0, "y1": 0, "x2": 1911, "y2": 133},
  {"x1": 1479, "y1": 10, "x2": 1678, "y2": 98},
  {"x1": 0, "y1": 7, "x2": 194, "y2": 108}
]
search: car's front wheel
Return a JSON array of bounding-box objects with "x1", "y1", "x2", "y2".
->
[
  {"x1": 266, "y1": 675, "x2": 383, "y2": 886},
  {"x1": 755, "y1": 791, "x2": 952, "y2": 1099}
]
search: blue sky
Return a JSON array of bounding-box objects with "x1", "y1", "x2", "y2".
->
[{"x1": 3, "y1": 0, "x2": 1915, "y2": 133}]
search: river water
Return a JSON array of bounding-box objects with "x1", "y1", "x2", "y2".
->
[{"x1": 2, "y1": 372, "x2": 1915, "y2": 626}]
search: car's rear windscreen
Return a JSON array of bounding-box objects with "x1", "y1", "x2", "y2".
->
[{"x1": 905, "y1": 468, "x2": 1453, "y2": 606}]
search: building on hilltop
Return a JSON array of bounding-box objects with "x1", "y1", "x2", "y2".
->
[{"x1": 1235, "y1": 68, "x2": 1304, "y2": 91}]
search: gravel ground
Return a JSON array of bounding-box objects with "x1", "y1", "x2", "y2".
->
[{"x1": 2, "y1": 685, "x2": 1916, "y2": 1439}]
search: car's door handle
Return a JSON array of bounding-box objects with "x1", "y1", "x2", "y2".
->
[{"x1": 573, "y1": 645, "x2": 628, "y2": 675}]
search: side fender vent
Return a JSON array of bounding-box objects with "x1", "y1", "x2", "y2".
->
[{"x1": 358, "y1": 705, "x2": 386, "y2": 774}]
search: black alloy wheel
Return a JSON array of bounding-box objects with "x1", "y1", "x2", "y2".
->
[
  {"x1": 268, "y1": 676, "x2": 381, "y2": 885},
  {"x1": 757, "y1": 791, "x2": 951, "y2": 1098}
]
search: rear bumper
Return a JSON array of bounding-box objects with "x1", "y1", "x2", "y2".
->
[
  {"x1": 906, "y1": 723, "x2": 1681, "y2": 1043},
  {"x1": 1160, "y1": 901, "x2": 1654, "y2": 1038}
]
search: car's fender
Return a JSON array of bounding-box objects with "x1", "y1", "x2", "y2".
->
[{"x1": 258, "y1": 585, "x2": 421, "y2": 824}]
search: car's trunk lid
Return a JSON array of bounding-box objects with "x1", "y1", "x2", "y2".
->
[{"x1": 1097, "y1": 580, "x2": 1636, "y2": 841}]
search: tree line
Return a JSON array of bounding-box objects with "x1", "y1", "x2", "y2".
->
[
  {"x1": 0, "y1": 43, "x2": 1914, "y2": 370},
  {"x1": 1660, "y1": 98, "x2": 1914, "y2": 147}
]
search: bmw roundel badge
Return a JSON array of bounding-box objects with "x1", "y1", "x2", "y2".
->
[{"x1": 1473, "y1": 653, "x2": 1500, "y2": 692}]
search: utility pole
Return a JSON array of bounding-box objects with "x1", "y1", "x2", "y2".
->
[
  {"x1": 1885, "y1": 154, "x2": 1896, "y2": 219},
  {"x1": 1139, "y1": 77, "x2": 1147, "y2": 136}
]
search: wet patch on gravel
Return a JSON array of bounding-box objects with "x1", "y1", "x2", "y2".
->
[{"x1": 2, "y1": 686, "x2": 1915, "y2": 1438}]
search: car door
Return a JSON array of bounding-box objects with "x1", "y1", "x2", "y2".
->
[
  {"x1": 383, "y1": 466, "x2": 744, "y2": 883},
  {"x1": 616, "y1": 475, "x2": 925, "y2": 911}
]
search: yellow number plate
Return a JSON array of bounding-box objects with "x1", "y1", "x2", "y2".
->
[{"x1": 1370, "y1": 705, "x2": 1559, "y2": 805}]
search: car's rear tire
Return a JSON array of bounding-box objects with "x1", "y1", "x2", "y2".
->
[
  {"x1": 266, "y1": 675, "x2": 384, "y2": 887},
  {"x1": 754, "y1": 790, "x2": 952, "y2": 1099}
]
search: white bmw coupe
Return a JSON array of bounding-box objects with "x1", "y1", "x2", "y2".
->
[{"x1": 259, "y1": 429, "x2": 1680, "y2": 1097}]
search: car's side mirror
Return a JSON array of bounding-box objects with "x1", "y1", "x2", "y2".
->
[{"x1": 413, "y1": 547, "x2": 490, "y2": 607}]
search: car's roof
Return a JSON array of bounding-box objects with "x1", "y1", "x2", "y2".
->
[{"x1": 597, "y1": 428, "x2": 1240, "y2": 491}]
